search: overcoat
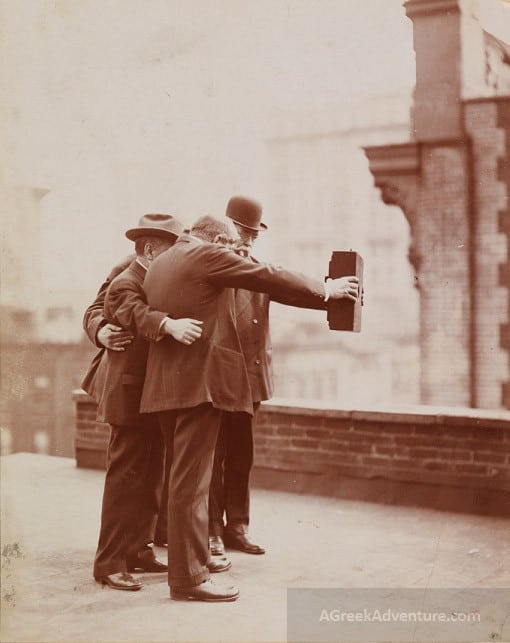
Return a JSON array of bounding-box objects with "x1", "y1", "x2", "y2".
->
[
  {"x1": 234, "y1": 283, "x2": 273, "y2": 404},
  {"x1": 88, "y1": 260, "x2": 166, "y2": 427},
  {"x1": 140, "y1": 234, "x2": 327, "y2": 415}
]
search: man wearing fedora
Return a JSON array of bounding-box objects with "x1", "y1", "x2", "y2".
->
[
  {"x1": 209, "y1": 196, "x2": 271, "y2": 557},
  {"x1": 140, "y1": 211, "x2": 359, "y2": 602},
  {"x1": 84, "y1": 214, "x2": 204, "y2": 591}
]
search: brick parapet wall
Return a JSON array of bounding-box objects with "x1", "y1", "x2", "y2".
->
[
  {"x1": 73, "y1": 392, "x2": 110, "y2": 470},
  {"x1": 254, "y1": 399, "x2": 509, "y2": 487},
  {"x1": 73, "y1": 391, "x2": 510, "y2": 516}
]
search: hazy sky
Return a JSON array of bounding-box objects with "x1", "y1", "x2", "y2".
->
[{"x1": 2, "y1": 0, "x2": 509, "y2": 293}]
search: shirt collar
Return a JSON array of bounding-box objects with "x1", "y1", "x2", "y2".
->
[{"x1": 135, "y1": 258, "x2": 148, "y2": 272}]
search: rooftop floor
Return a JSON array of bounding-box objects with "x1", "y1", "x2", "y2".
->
[{"x1": 1, "y1": 453, "x2": 509, "y2": 642}]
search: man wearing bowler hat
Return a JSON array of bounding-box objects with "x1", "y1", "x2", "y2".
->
[
  {"x1": 85, "y1": 214, "x2": 204, "y2": 591},
  {"x1": 209, "y1": 196, "x2": 271, "y2": 557}
]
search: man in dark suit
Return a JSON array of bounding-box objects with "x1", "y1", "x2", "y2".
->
[
  {"x1": 140, "y1": 214, "x2": 359, "y2": 602},
  {"x1": 83, "y1": 255, "x2": 173, "y2": 548},
  {"x1": 209, "y1": 197, "x2": 271, "y2": 557},
  {"x1": 83, "y1": 214, "x2": 204, "y2": 591}
]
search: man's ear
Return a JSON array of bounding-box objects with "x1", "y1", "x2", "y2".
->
[
  {"x1": 213, "y1": 233, "x2": 229, "y2": 246},
  {"x1": 144, "y1": 242, "x2": 155, "y2": 261}
]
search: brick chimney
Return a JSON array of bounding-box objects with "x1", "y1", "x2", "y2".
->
[{"x1": 405, "y1": 0, "x2": 490, "y2": 139}]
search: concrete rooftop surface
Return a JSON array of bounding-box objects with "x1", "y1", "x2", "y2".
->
[{"x1": 1, "y1": 453, "x2": 509, "y2": 643}]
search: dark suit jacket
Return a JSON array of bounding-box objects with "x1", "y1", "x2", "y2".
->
[
  {"x1": 88, "y1": 260, "x2": 166, "y2": 427},
  {"x1": 81, "y1": 255, "x2": 133, "y2": 403},
  {"x1": 140, "y1": 234, "x2": 327, "y2": 415},
  {"x1": 234, "y1": 282, "x2": 273, "y2": 404}
]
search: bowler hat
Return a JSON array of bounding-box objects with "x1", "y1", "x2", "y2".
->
[
  {"x1": 226, "y1": 196, "x2": 267, "y2": 231},
  {"x1": 125, "y1": 214, "x2": 184, "y2": 242}
]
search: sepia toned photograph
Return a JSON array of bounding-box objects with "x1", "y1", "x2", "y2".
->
[{"x1": 1, "y1": 1, "x2": 509, "y2": 641}]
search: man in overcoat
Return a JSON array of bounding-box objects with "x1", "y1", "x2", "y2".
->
[
  {"x1": 83, "y1": 214, "x2": 203, "y2": 591},
  {"x1": 140, "y1": 214, "x2": 359, "y2": 602},
  {"x1": 83, "y1": 256, "x2": 171, "y2": 548},
  {"x1": 209, "y1": 197, "x2": 272, "y2": 557}
]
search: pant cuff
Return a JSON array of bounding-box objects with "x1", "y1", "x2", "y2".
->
[
  {"x1": 169, "y1": 568, "x2": 210, "y2": 589},
  {"x1": 93, "y1": 558, "x2": 127, "y2": 578},
  {"x1": 225, "y1": 522, "x2": 249, "y2": 536},
  {"x1": 209, "y1": 522, "x2": 225, "y2": 537}
]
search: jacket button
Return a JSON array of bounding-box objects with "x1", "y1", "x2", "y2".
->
[
  {"x1": 255, "y1": 359, "x2": 261, "y2": 365},
  {"x1": 252, "y1": 319, "x2": 258, "y2": 324}
]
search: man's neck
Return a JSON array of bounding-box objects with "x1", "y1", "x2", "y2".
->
[{"x1": 136, "y1": 257, "x2": 149, "y2": 270}]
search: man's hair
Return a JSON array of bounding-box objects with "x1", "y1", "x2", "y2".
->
[
  {"x1": 190, "y1": 215, "x2": 232, "y2": 243},
  {"x1": 134, "y1": 236, "x2": 171, "y2": 256}
]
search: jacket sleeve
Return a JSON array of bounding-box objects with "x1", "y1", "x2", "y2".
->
[
  {"x1": 104, "y1": 278, "x2": 168, "y2": 343},
  {"x1": 82, "y1": 255, "x2": 134, "y2": 347},
  {"x1": 205, "y1": 245, "x2": 327, "y2": 310}
]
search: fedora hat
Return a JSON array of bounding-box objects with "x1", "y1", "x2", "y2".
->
[
  {"x1": 226, "y1": 196, "x2": 267, "y2": 231},
  {"x1": 125, "y1": 214, "x2": 184, "y2": 242}
]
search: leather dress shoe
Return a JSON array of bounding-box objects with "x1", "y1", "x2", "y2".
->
[
  {"x1": 127, "y1": 549, "x2": 168, "y2": 573},
  {"x1": 207, "y1": 556, "x2": 231, "y2": 573},
  {"x1": 170, "y1": 579, "x2": 239, "y2": 602},
  {"x1": 95, "y1": 572, "x2": 143, "y2": 591},
  {"x1": 209, "y1": 535, "x2": 225, "y2": 556},
  {"x1": 223, "y1": 532, "x2": 265, "y2": 555}
]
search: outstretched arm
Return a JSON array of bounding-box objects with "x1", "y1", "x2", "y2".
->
[{"x1": 206, "y1": 245, "x2": 359, "y2": 310}]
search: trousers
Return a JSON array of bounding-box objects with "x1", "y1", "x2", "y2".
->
[
  {"x1": 93, "y1": 416, "x2": 164, "y2": 578},
  {"x1": 158, "y1": 403, "x2": 221, "y2": 588},
  {"x1": 209, "y1": 405, "x2": 259, "y2": 536}
]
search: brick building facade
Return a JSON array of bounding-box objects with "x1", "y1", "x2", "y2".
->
[{"x1": 365, "y1": 0, "x2": 510, "y2": 409}]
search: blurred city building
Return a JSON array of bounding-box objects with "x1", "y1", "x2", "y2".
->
[
  {"x1": 0, "y1": 181, "x2": 96, "y2": 457},
  {"x1": 264, "y1": 92, "x2": 420, "y2": 406},
  {"x1": 0, "y1": 183, "x2": 47, "y2": 342}
]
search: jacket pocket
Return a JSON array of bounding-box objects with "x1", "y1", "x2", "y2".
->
[{"x1": 208, "y1": 344, "x2": 249, "y2": 405}]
